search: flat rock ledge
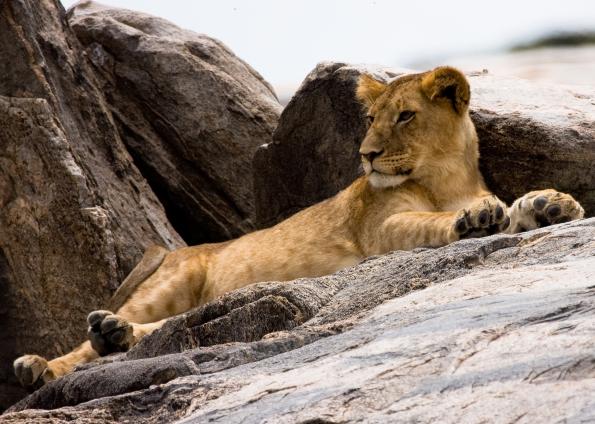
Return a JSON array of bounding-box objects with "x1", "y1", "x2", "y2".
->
[{"x1": 3, "y1": 218, "x2": 595, "y2": 423}]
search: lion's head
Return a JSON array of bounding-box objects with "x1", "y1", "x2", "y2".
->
[{"x1": 356, "y1": 67, "x2": 478, "y2": 189}]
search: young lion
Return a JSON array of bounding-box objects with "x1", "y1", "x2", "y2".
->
[{"x1": 14, "y1": 67, "x2": 584, "y2": 390}]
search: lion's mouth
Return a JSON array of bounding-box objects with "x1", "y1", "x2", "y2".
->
[
  {"x1": 363, "y1": 160, "x2": 413, "y2": 178},
  {"x1": 371, "y1": 168, "x2": 413, "y2": 176}
]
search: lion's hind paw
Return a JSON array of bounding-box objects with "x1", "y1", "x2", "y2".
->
[{"x1": 87, "y1": 310, "x2": 134, "y2": 356}]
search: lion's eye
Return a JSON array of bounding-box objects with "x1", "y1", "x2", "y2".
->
[
  {"x1": 397, "y1": 111, "x2": 415, "y2": 123},
  {"x1": 367, "y1": 115, "x2": 375, "y2": 126}
]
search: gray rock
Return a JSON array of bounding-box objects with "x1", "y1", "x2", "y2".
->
[
  {"x1": 5, "y1": 218, "x2": 595, "y2": 422},
  {"x1": 471, "y1": 73, "x2": 595, "y2": 212},
  {"x1": 254, "y1": 62, "x2": 595, "y2": 227},
  {"x1": 68, "y1": 1, "x2": 282, "y2": 243},
  {"x1": 0, "y1": 0, "x2": 183, "y2": 409}
]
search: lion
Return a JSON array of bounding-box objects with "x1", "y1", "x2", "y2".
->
[{"x1": 14, "y1": 66, "x2": 584, "y2": 390}]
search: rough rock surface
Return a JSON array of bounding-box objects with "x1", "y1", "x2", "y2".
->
[
  {"x1": 0, "y1": 0, "x2": 184, "y2": 408},
  {"x1": 4, "y1": 218, "x2": 595, "y2": 422},
  {"x1": 254, "y1": 62, "x2": 595, "y2": 227},
  {"x1": 68, "y1": 1, "x2": 282, "y2": 244}
]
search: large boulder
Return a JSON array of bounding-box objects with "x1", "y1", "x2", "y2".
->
[
  {"x1": 0, "y1": 0, "x2": 282, "y2": 409},
  {"x1": 5, "y1": 218, "x2": 595, "y2": 422},
  {"x1": 0, "y1": 0, "x2": 184, "y2": 409},
  {"x1": 68, "y1": 1, "x2": 282, "y2": 244},
  {"x1": 254, "y1": 62, "x2": 595, "y2": 227}
]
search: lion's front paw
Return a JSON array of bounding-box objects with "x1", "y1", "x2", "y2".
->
[
  {"x1": 87, "y1": 310, "x2": 134, "y2": 356},
  {"x1": 509, "y1": 189, "x2": 584, "y2": 233},
  {"x1": 453, "y1": 195, "x2": 510, "y2": 239},
  {"x1": 13, "y1": 354, "x2": 55, "y2": 391}
]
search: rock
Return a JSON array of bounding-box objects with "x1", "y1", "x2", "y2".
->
[
  {"x1": 4, "y1": 218, "x2": 595, "y2": 422},
  {"x1": 0, "y1": 0, "x2": 185, "y2": 409},
  {"x1": 254, "y1": 62, "x2": 595, "y2": 227},
  {"x1": 68, "y1": 1, "x2": 282, "y2": 244},
  {"x1": 471, "y1": 73, "x2": 595, "y2": 212},
  {"x1": 0, "y1": 0, "x2": 282, "y2": 409}
]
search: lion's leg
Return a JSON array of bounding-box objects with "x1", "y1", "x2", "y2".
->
[
  {"x1": 14, "y1": 246, "x2": 212, "y2": 390},
  {"x1": 377, "y1": 196, "x2": 510, "y2": 253},
  {"x1": 378, "y1": 211, "x2": 459, "y2": 252},
  {"x1": 14, "y1": 341, "x2": 98, "y2": 390},
  {"x1": 15, "y1": 313, "x2": 172, "y2": 390},
  {"x1": 83, "y1": 247, "x2": 212, "y2": 357},
  {"x1": 85, "y1": 310, "x2": 169, "y2": 358},
  {"x1": 505, "y1": 189, "x2": 584, "y2": 234}
]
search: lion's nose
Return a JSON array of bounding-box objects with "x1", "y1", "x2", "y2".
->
[{"x1": 361, "y1": 149, "x2": 383, "y2": 162}]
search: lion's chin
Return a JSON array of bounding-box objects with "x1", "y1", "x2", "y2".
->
[{"x1": 367, "y1": 171, "x2": 410, "y2": 189}]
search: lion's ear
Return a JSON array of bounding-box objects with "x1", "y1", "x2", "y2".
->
[
  {"x1": 356, "y1": 74, "x2": 387, "y2": 108},
  {"x1": 421, "y1": 67, "x2": 470, "y2": 114}
]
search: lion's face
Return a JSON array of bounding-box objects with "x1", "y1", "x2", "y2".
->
[{"x1": 356, "y1": 67, "x2": 475, "y2": 188}]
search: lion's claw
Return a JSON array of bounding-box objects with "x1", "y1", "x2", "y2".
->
[
  {"x1": 454, "y1": 196, "x2": 510, "y2": 239},
  {"x1": 87, "y1": 310, "x2": 134, "y2": 356},
  {"x1": 509, "y1": 190, "x2": 584, "y2": 233},
  {"x1": 13, "y1": 354, "x2": 55, "y2": 391}
]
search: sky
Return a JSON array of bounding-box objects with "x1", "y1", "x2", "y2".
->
[{"x1": 60, "y1": 0, "x2": 595, "y2": 91}]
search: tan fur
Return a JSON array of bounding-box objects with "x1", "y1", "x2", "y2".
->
[{"x1": 14, "y1": 67, "x2": 584, "y2": 389}]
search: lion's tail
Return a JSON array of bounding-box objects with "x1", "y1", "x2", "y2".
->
[{"x1": 108, "y1": 245, "x2": 169, "y2": 311}]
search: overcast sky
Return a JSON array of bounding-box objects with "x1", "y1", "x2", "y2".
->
[{"x1": 61, "y1": 0, "x2": 595, "y2": 90}]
